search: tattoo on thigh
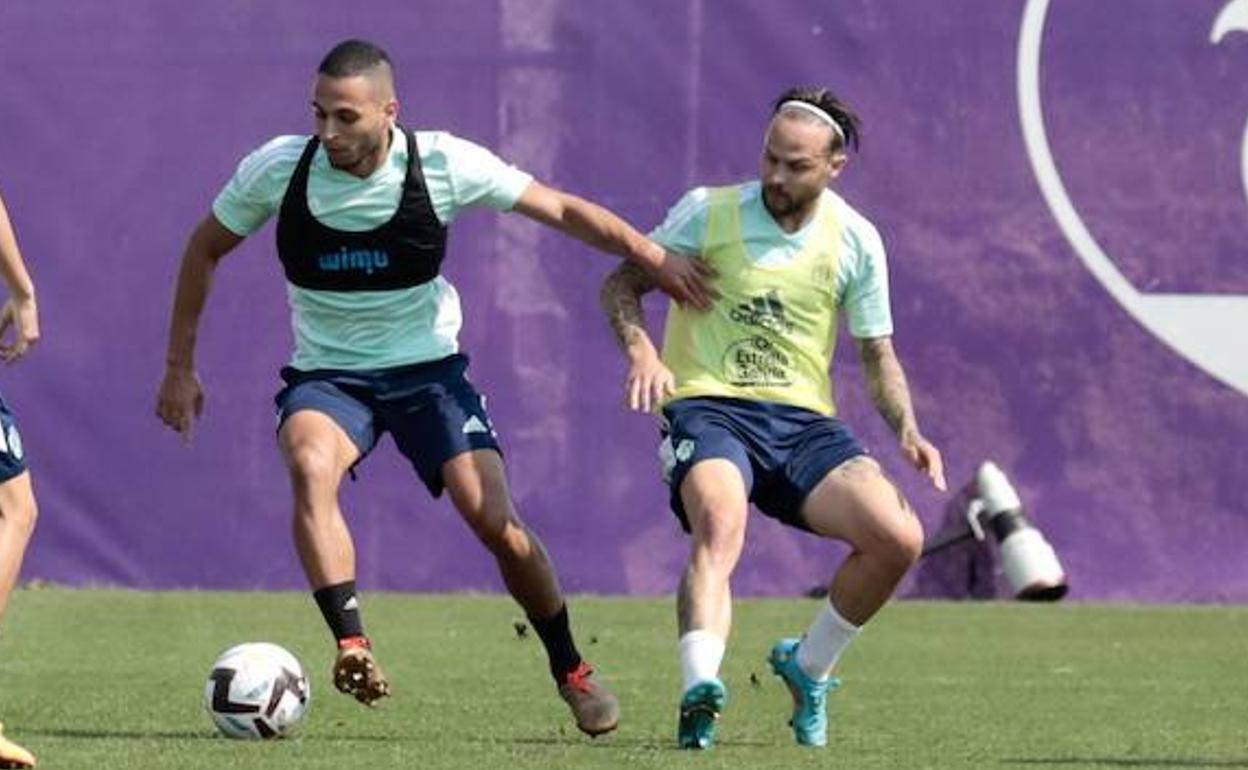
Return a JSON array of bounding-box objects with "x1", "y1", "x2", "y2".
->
[
  {"x1": 876, "y1": 463, "x2": 918, "y2": 522},
  {"x1": 895, "y1": 488, "x2": 917, "y2": 519},
  {"x1": 830, "y1": 456, "x2": 918, "y2": 523},
  {"x1": 833, "y1": 455, "x2": 878, "y2": 480}
]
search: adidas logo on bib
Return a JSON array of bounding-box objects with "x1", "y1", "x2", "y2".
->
[{"x1": 462, "y1": 416, "x2": 490, "y2": 435}]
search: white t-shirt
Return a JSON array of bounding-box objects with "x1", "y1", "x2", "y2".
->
[{"x1": 213, "y1": 125, "x2": 533, "y2": 370}]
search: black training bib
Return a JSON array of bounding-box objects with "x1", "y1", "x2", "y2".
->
[{"x1": 276, "y1": 128, "x2": 448, "y2": 291}]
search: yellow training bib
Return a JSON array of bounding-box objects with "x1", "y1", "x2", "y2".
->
[{"x1": 661, "y1": 186, "x2": 843, "y2": 416}]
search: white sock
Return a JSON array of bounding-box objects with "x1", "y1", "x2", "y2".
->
[
  {"x1": 678, "y1": 629, "x2": 726, "y2": 693},
  {"x1": 796, "y1": 601, "x2": 861, "y2": 681}
]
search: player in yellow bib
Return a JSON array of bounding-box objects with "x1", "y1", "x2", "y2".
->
[{"x1": 601, "y1": 87, "x2": 945, "y2": 749}]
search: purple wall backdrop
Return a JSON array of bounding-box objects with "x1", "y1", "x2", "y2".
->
[{"x1": 1, "y1": 0, "x2": 1244, "y2": 600}]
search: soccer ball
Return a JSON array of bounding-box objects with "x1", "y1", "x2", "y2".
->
[{"x1": 204, "y1": 642, "x2": 311, "y2": 739}]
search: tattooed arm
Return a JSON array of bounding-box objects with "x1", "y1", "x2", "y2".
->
[
  {"x1": 857, "y1": 336, "x2": 946, "y2": 490},
  {"x1": 600, "y1": 261, "x2": 673, "y2": 412}
]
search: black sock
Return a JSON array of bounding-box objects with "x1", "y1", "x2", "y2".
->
[
  {"x1": 313, "y1": 581, "x2": 365, "y2": 641},
  {"x1": 529, "y1": 604, "x2": 583, "y2": 682}
]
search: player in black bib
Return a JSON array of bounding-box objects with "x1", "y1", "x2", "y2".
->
[{"x1": 156, "y1": 39, "x2": 714, "y2": 737}]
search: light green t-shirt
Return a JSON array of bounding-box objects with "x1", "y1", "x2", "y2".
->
[
  {"x1": 213, "y1": 125, "x2": 533, "y2": 370},
  {"x1": 649, "y1": 181, "x2": 893, "y2": 338}
]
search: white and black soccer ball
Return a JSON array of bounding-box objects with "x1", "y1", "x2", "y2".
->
[{"x1": 204, "y1": 642, "x2": 311, "y2": 739}]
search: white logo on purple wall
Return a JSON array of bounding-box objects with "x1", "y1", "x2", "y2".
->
[
  {"x1": 1019, "y1": 0, "x2": 1248, "y2": 397},
  {"x1": 1213, "y1": 0, "x2": 1248, "y2": 205}
]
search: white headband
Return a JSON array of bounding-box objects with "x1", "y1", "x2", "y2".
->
[{"x1": 777, "y1": 100, "x2": 846, "y2": 145}]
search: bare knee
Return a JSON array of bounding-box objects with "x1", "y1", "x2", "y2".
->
[
  {"x1": 460, "y1": 494, "x2": 503, "y2": 541},
  {"x1": 0, "y1": 473, "x2": 38, "y2": 536},
  {"x1": 445, "y1": 453, "x2": 529, "y2": 555},
  {"x1": 697, "y1": 521, "x2": 745, "y2": 566},
  {"x1": 0, "y1": 495, "x2": 37, "y2": 536},
  {"x1": 465, "y1": 495, "x2": 531, "y2": 557},
  {"x1": 284, "y1": 435, "x2": 338, "y2": 478},
  {"x1": 283, "y1": 441, "x2": 343, "y2": 506},
  {"x1": 808, "y1": 459, "x2": 923, "y2": 572},
  {"x1": 447, "y1": 464, "x2": 522, "y2": 553},
  {"x1": 872, "y1": 507, "x2": 924, "y2": 573},
  {"x1": 689, "y1": 508, "x2": 746, "y2": 577}
]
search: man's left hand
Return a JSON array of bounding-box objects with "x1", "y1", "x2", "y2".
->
[{"x1": 900, "y1": 430, "x2": 946, "y2": 491}]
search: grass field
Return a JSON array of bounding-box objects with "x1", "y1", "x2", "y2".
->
[{"x1": 0, "y1": 589, "x2": 1245, "y2": 769}]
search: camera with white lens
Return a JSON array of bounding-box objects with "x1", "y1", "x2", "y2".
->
[{"x1": 966, "y1": 461, "x2": 1068, "y2": 601}]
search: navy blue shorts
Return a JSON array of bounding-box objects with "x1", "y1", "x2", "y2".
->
[
  {"x1": 274, "y1": 354, "x2": 500, "y2": 497},
  {"x1": 0, "y1": 392, "x2": 28, "y2": 483},
  {"x1": 660, "y1": 396, "x2": 867, "y2": 532}
]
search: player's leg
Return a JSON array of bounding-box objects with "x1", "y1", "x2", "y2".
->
[
  {"x1": 0, "y1": 399, "x2": 37, "y2": 768},
  {"x1": 280, "y1": 410, "x2": 361, "y2": 591},
  {"x1": 0, "y1": 474, "x2": 37, "y2": 770},
  {"x1": 382, "y1": 355, "x2": 617, "y2": 734},
  {"x1": 0, "y1": 472, "x2": 36, "y2": 625},
  {"x1": 659, "y1": 398, "x2": 759, "y2": 749},
  {"x1": 441, "y1": 449, "x2": 619, "y2": 736},
  {"x1": 802, "y1": 455, "x2": 922, "y2": 644},
  {"x1": 768, "y1": 454, "x2": 922, "y2": 746},
  {"x1": 442, "y1": 450, "x2": 561, "y2": 617},
  {"x1": 275, "y1": 373, "x2": 387, "y2": 705},
  {"x1": 673, "y1": 457, "x2": 749, "y2": 749}
]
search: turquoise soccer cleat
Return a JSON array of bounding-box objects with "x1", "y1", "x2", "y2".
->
[
  {"x1": 677, "y1": 678, "x2": 728, "y2": 750},
  {"x1": 768, "y1": 638, "x2": 841, "y2": 747}
]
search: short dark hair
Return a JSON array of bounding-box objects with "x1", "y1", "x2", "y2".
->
[
  {"x1": 771, "y1": 86, "x2": 861, "y2": 153},
  {"x1": 318, "y1": 39, "x2": 393, "y2": 79}
]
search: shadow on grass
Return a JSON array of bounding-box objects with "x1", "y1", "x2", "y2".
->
[
  {"x1": 25, "y1": 727, "x2": 432, "y2": 744},
  {"x1": 25, "y1": 728, "x2": 219, "y2": 741},
  {"x1": 26, "y1": 727, "x2": 772, "y2": 750},
  {"x1": 1003, "y1": 758, "x2": 1248, "y2": 768},
  {"x1": 508, "y1": 735, "x2": 773, "y2": 750},
  {"x1": 26, "y1": 727, "x2": 458, "y2": 745}
]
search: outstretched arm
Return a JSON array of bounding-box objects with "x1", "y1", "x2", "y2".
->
[
  {"x1": 857, "y1": 336, "x2": 946, "y2": 491},
  {"x1": 0, "y1": 192, "x2": 39, "y2": 363},
  {"x1": 513, "y1": 181, "x2": 715, "y2": 311},
  {"x1": 155, "y1": 214, "x2": 244, "y2": 443},
  {"x1": 600, "y1": 261, "x2": 672, "y2": 413}
]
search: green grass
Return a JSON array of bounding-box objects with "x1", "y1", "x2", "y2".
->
[{"x1": 1, "y1": 590, "x2": 1246, "y2": 769}]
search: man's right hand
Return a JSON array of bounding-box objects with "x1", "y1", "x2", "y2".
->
[
  {"x1": 625, "y1": 345, "x2": 675, "y2": 414},
  {"x1": 0, "y1": 295, "x2": 40, "y2": 363},
  {"x1": 155, "y1": 367, "x2": 205, "y2": 444}
]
